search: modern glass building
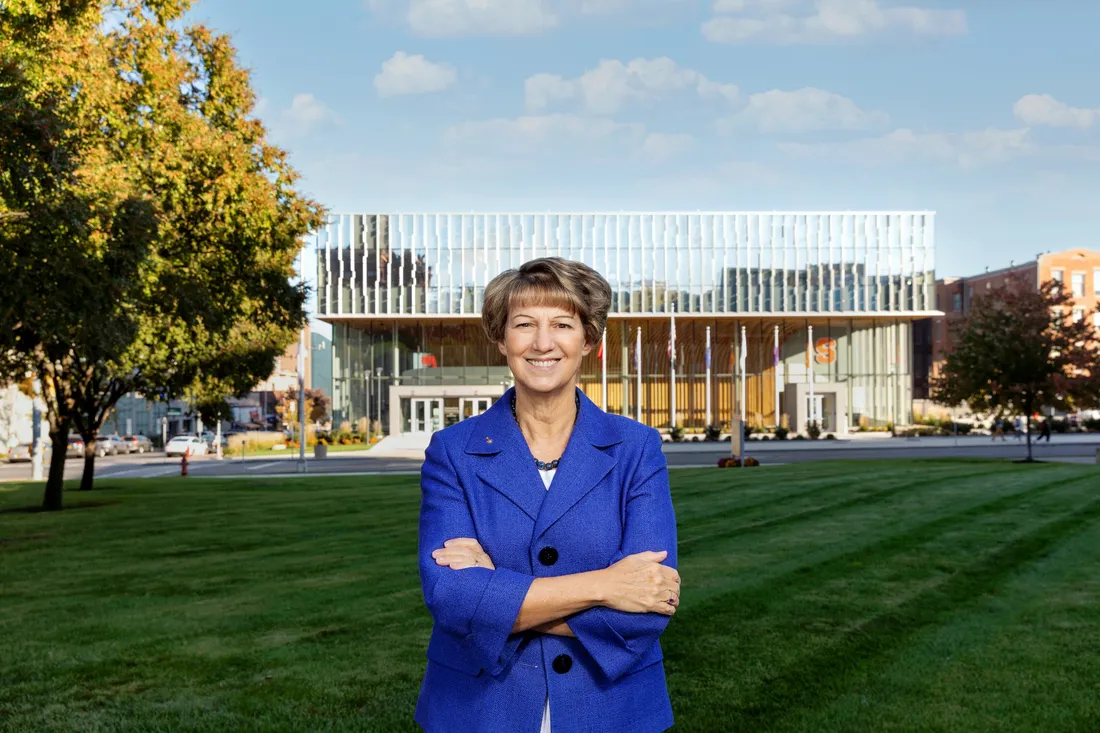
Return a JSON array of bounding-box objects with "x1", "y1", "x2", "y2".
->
[{"x1": 316, "y1": 212, "x2": 939, "y2": 436}]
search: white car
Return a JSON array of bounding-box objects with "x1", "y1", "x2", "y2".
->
[{"x1": 165, "y1": 435, "x2": 208, "y2": 458}]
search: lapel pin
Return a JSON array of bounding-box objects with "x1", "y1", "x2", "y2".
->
[{"x1": 485, "y1": 437, "x2": 493, "y2": 444}]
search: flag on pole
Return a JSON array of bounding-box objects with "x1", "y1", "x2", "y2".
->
[
  {"x1": 668, "y1": 318, "x2": 677, "y2": 367},
  {"x1": 739, "y1": 327, "x2": 747, "y2": 373},
  {"x1": 773, "y1": 341, "x2": 779, "y2": 367},
  {"x1": 596, "y1": 340, "x2": 604, "y2": 362},
  {"x1": 634, "y1": 328, "x2": 641, "y2": 371},
  {"x1": 705, "y1": 342, "x2": 711, "y2": 370}
]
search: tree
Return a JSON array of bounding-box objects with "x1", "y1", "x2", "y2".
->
[
  {"x1": 932, "y1": 277, "x2": 1100, "y2": 461},
  {"x1": 276, "y1": 387, "x2": 330, "y2": 430},
  {"x1": 1, "y1": 1, "x2": 324, "y2": 508}
]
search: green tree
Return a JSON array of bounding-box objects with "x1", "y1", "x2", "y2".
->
[
  {"x1": 932, "y1": 277, "x2": 1100, "y2": 462},
  {"x1": 1, "y1": 1, "x2": 324, "y2": 508}
]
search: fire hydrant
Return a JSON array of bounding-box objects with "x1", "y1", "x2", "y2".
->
[{"x1": 181, "y1": 447, "x2": 189, "y2": 477}]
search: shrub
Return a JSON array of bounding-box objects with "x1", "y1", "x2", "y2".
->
[
  {"x1": 742, "y1": 456, "x2": 760, "y2": 467},
  {"x1": 825, "y1": 433, "x2": 836, "y2": 440},
  {"x1": 774, "y1": 426, "x2": 789, "y2": 440},
  {"x1": 1051, "y1": 419, "x2": 1070, "y2": 434},
  {"x1": 704, "y1": 424, "x2": 722, "y2": 441},
  {"x1": 793, "y1": 434, "x2": 806, "y2": 440},
  {"x1": 807, "y1": 420, "x2": 821, "y2": 440},
  {"x1": 669, "y1": 425, "x2": 684, "y2": 442},
  {"x1": 1084, "y1": 418, "x2": 1100, "y2": 432},
  {"x1": 718, "y1": 457, "x2": 741, "y2": 468}
]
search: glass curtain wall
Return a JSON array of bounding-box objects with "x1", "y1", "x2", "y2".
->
[
  {"x1": 330, "y1": 318, "x2": 913, "y2": 431},
  {"x1": 317, "y1": 212, "x2": 936, "y2": 319}
]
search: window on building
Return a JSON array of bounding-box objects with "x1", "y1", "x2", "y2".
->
[
  {"x1": 952, "y1": 292, "x2": 961, "y2": 312},
  {"x1": 1051, "y1": 269, "x2": 1063, "y2": 283},
  {"x1": 1073, "y1": 308, "x2": 1085, "y2": 323},
  {"x1": 1072, "y1": 272, "x2": 1085, "y2": 297},
  {"x1": 1094, "y1": 269, "x2": 1100, "y2": 296},
  {"x1": 1094, "y1": 312, "x2": 1100, "y2": 330}
]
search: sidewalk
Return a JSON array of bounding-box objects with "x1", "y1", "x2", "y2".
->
[{"x1": 660, "y1": 433, "x2": 1100, "y2": 453}]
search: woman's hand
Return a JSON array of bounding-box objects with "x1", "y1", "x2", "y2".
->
[
  {"x1": 597, "y1": 550, "x2": 680, "y2": 616},
  {"x1": 432, "y1": 538, "x2": 495, "y2": 570}
]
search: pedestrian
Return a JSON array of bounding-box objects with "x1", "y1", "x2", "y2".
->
[
  {"x1": 1040, "y1": 418, "x2": 1052, "y2": 443},
  {"x1": 992, "y1": 417, "x2": 1005, "y2": 441},
  {"x1": 1013, "y1": 416, "x2": 1023, "y2": 441},
  {"x1": 416, "y1": 257, "x2": 680, "y2": 733}
]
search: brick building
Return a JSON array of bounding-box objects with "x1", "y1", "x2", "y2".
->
[{"x1": 925, "y1": 248, "x2": 1100, "y2": 385}]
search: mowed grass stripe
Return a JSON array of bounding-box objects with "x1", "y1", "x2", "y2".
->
[
  {"x1": 782, "y1": 504, "x2": 1100, "y2": 733},
  {"x1": 678, "y1": 464, "x2": 1003, "y2": 549},
  {"x1": 674, "y1": 482, "x2": 1100, "y2": 732},
  {"x1": 664, "y1": 467, "x2": 1100, "y2": 731},
  {"x1": 1, "y1": 462, "x2": 1098, "y2": 732},
  {"x1": 676, "y1": 467, "x2": 1091, "y2": 614}
]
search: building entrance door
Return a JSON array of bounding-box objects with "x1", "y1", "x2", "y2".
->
[
  {"x1": 807, "y1": 394, "x2": 835, "y2": 432},
  {"x1": 410, "y1": 398, "x2": 444, "y2": 433},
  {"x1": 460, "y1": 398, "x2": 492, "y2": 421}
]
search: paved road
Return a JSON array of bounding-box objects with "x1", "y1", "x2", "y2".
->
[
  {"x1": 4, "y1": 433, "x2": 1095, "y2": 479},
  {"x1": 3, "y1": 436, "x2": 1096, "y2": 483}
]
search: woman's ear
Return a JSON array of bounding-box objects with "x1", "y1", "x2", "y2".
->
[{"x1": 497, "y1": 340, "x2": 508, "y2": 356}]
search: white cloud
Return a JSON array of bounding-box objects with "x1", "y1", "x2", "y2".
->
[
  {"x1": 445, "y1": 113, "x2": 645, "y2": 147},
  {"x1": 374, "y1": 52, "x2": 458, "y2": 97},
  {"x1": 703, "y1": 0, "x2": 967, "y2": 45},
  {"x1": 724, "y1": 87, "x2": 888, "y2": 133},
  {"x1": 1013, "y1": 94, "x2": 1099, "y2": 130},
  {"x1": 641, "y1": 132, "x2": 695, "y2": 158},
  {"x1": 779, "y1": 127, "x2": 1030, "y2": 168},
  {"x1": 524, "y1": 57, "x2": 738, "y2": 115},
  {"x1": 369, "y1": 0, "x2": 690, "y2": 32},
  {"x1": 402, "y1": 0, "x2": 558, "y2": 36},
  {"x1": 259, "y1": 93, "x2": 342, "y2": 138}
]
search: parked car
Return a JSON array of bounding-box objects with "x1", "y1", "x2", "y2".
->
[
  {"x1": 165, "y1": 435, "x2": 208, "y2": 458},
  {"x1": 93, "y1": 435, "x2": 117, "y2": 457},
  {"x1": 66, "y1": 436, "x2": 85, "y2": 458},
  {"x1": 7, "y1": 441, "x2": 52, "y2": 463},
  {"x1": 109, "y1": 435, "x2": 131, "y2": 455},
  {"x1": 121, "y1": 435, "x2": 153, "y2": 454}
]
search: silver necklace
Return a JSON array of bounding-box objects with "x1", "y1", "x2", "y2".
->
[{"x1": 510, "y1": 392, "x2": 579, "y2": 471}]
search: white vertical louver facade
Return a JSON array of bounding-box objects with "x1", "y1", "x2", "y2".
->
[{"x1": 316, "y1": 212, "x2": 936, "y2": 318}]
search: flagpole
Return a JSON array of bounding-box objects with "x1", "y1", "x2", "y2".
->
[
  {"x1": 670, "y1": 304, "x2": 677, "y2": 429},
  {"x1": 600, "y1": 328, "x2": 607, "y2": 412},
  {"x1": 774, "y1": 324, "x2": 781, "y2": 427},
  {"x1": 635, "y1": 326, "x2": 642, "y2": 423},
  {"x1": 739, "y1": 326, "x2": 747, "y2": 424},
  {"x1": 808, "y1": 324, "x2": 816, "y2": 429},
  {"x1": 705, "y1": 326, "x2": 712, "y2": 427}
]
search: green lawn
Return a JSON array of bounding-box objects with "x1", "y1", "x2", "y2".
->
[{"x1": 2, "y1": 460, "x2": 1099, "y2": 732}]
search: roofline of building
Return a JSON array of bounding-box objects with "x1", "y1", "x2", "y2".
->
[
  {"x1": 939, "y1": 260, "x2": 1037, "y2": 284},
  {"x1": 324, "y1": 210, "x2": 937, "y2": 218},
  {"x1": 318, "y1": 310, "x2": 945, "y2": 323}
]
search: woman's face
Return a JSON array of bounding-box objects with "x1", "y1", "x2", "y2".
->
[{"x1": 498, "y1": 302, "x2": 593, "y2": 395}]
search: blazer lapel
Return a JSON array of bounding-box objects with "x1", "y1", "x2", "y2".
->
[
  {"x1": 532, "y1": 390, "x2": 621, "y2": 540},
  {"x1": 466, "y1": 389, "x2": 547, "y2": 521}
]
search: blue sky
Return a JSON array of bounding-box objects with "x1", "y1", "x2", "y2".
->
[{"x1": 189, "y1": 0, "x2": 1100, "y2": 333}]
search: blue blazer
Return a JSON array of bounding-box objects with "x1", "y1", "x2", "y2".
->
[{"x1": 415, "y1": 387, "x2": 678, "y2": 733}]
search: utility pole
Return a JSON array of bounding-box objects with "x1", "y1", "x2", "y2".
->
[{"x1": 297, "y1": 244, "x2": 308, "y2": 474}]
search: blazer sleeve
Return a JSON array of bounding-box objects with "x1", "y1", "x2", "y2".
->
[
  {"x1": 419, "y1": 430, "x2": 535, "y2": 676},
  {"x1": 566, "y1": 427, "x2": 678, "y2": 682}
]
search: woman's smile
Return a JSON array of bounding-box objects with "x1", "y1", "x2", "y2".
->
[{"x1": 525, "y1": 357, "x2": 561, "y2": 370}]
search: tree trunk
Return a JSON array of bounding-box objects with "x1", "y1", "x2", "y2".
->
[
  {"x1": 80, "y1": 432, "x2": 97, "y2": 491},
  {"x1": 42, "y1": 425, "x2": 69, "y2": 511}
]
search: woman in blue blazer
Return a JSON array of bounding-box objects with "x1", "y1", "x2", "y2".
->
[{"x1": 416, "y1": 257, "x2": 681, "y2": 733}]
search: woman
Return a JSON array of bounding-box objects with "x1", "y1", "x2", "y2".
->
[{"x1": 415, "y1": 257, "x2": 681, "y2": 733}]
